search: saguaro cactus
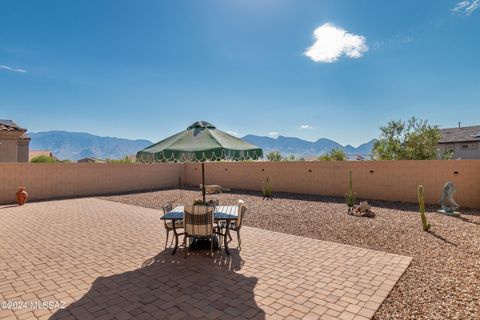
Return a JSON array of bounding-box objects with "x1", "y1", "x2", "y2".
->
[
  {"x1": 417, "y1": 185, "x2": 431, "y2": 231},
  {"x1": 345, "y1": 171, "x2": 357, "y2": 213}
]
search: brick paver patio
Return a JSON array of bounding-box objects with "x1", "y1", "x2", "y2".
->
[{"x1": 0, "y1": 199, "x2": 411, "y2": 320}]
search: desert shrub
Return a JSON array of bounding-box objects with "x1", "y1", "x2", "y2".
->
[{"x1": 31, "y1": 155, "x2": 56, "y2": 163}]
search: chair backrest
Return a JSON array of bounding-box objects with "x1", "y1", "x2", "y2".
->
[
  {"x1": 162, "y1": 203, "x2": 173, "y2": 227},
  {"x1": 183, "y1": 205, "x2": 214, "y2": 236},
  {"x1": 237, "y1": 199, "x2": 247, "y2": 226},
  {"x1": 162, "y1": 203, "x2": 173, "y2": 215}
]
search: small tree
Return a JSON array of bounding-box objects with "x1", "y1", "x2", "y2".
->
[
  {"x1": 283, "y1": 154, "x2": 297, "y2": 161},
  {"x1": 266, "y1": 151, "x2": 283, "y2": 161},
  {"x1": 318, "y1": 148, "x2": 346, "y2": 161},
  {"x1": 373, "y1": 117, "x2": 441, "y2": 160},
  {"x1": 442, "y1": 150, "x2": 454, "y2": 160}
]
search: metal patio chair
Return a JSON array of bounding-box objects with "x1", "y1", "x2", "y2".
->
[
  {"x1": 227, "y1": 199, "x2": 247, "y2": 250},
  {"x1": 162, "y1": 203, "x2": 183, "y2": 249},
  {"x1": 183, "y1": 205, "x2": 216, "y2": 257}
]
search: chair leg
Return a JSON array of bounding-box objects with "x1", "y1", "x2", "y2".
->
[
  {"x1": 217, "y1": 233, "x2": 222, "y2": 250},
  {"x1": 210, "y1": 235, "x2": 214, "y2": 258},
  {"x1": 183, "y1": 235, "x2": 188, "y2": 258},
  {"x1": 237, "y1": 229, "x2": 241, "y2": 250},
  {"x1": 165, "y1": 229, "x2": 170, "y2": 249}
]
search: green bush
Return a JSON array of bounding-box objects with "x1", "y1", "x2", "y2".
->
[
  {"x1": 282, "y1": 154, "x2": 298, "y2": 161},
  {"x1": 318, "y1": 148, "x2": 346, "y2": 161},
  {"x1": 30, "y1": 155, "x2": 56, "y2": 163},
  {"x1": 266, "y1": 151, "x2": 283, "y2": 161},
  {"x1": 106, "y1": 156, "x2": 133, "y2": 164}
]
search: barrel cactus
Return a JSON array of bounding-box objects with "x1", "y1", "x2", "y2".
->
[
  {"x1": 417, "y1": 185, "x2": 431, "y2": 231},
  {"x1": 345, "y1": 171, "x2": 357, "y2": 213}
]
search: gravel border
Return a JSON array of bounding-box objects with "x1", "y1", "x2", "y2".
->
[{"x1": 101, "y1": 188, "x2": 480, "y2": 320}]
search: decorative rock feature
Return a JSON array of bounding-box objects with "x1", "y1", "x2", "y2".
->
[
  {"x1": 199, "y1": 184, "x2": 230, "y2": 194},
  {"x1": 351, "y1": 200, "x2": 376, "y2": 218}
]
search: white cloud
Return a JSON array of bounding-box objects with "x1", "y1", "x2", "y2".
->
[
  {"x1": 226, "y1": 130, "x2": 239, "y2": 137},
  {"x1": 452, "y1": 0, "x2": 480, "y2": 15},
  {"x1": 300, "y1": 124, "x2": 314, "y2": 130},
  {"x1": 304, "y1": 23, "x2": 368, "y2": 63},
  {"x1": 0, "y1": 65, "x2": 27, "y2": 73},
  {"x1": 268, "y1": 131, "x2": 279, "y2": 137}
]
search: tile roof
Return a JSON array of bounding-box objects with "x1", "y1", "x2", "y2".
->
[
  {"x1": 439, "y1": 125, "x2": 480, "y2": 143},
  {"x1": 29, "y1": 150, "x2": 54, "y2": 161},
  {"x1": 0, "y1": 119, "x2": 26, "y2": 133},
  {"x1": 77, "y1": 157, "x2": 106, "y2": 163}
]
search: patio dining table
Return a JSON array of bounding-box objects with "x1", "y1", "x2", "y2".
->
[{"x1": 161, "y1": 205, "x2": 238, "y2": 255}]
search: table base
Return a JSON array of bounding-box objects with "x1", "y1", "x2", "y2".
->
[{"x1": 189, "y1": 237, "x2": 220, "y2": 251}]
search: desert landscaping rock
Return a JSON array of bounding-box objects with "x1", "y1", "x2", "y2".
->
[{"x1": 103, "y1": 188, "x2": 480, "y2": 320}]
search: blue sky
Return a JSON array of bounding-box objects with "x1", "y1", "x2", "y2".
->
[{"x1": 1, "y1": 0, "x2": 479, "y2": 146}]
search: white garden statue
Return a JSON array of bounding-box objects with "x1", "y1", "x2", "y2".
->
[{"x1": 438, "y1": 182, "x2": 461, "y2": 216}]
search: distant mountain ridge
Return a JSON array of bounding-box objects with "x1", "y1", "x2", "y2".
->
[
  {"x1": 29, "y1": 131, "x2": 153, "y2": 161},
  {"x1": 242, "y1": 135, "x2": 376, "y2": 158},
  {"x1": 28, "y1": 130, "x2": 375, "y2": 161}
]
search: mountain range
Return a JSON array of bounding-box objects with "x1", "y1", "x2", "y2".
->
[
  {"x1": 242, "y1": 135, "x2": 376, "y2": 158},
  {"x1": 28, "y1": 131, "x2": 376, "y2": 161},
  {"x1": 29, "y1": 131, "x2": 153, "y2": 161}
]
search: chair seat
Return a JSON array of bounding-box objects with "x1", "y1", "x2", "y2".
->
[
  {"x1": 165, "y1": 220, "x2": 184, "y2": 229},
  {"x1": 218, "y1": 220, "x2": 238, "y2": 229}
]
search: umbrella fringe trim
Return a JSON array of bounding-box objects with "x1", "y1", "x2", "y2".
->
[{"x1": 136, "y1": 149, "x2": 263, "y2": 163}]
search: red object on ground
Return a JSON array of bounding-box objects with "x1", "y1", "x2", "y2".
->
[{"x1": 16, "y1": 187, "x2": 28, "y2": 205}]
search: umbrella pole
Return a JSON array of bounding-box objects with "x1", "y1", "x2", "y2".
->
[{"x1": 202, "y1": 162, "x2": 206, "y2": 203}]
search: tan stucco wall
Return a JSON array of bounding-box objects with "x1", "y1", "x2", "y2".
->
[
  {"x1": 1, "y1": 161, "x2": 478, "y2": 208},
  {"x1": 0, "y1": 163, "x2": 182, "y2": 204},
  {"x1": 0, "y1": 138, "x2": 19, "y2": 162},
  {"x1": 184, "y1": 160, "x2": 480, "y2": 209}
]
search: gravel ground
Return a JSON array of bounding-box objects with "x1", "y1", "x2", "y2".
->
[{"x1": 101, "y1": 189, "x2": 480, "y2": 320}]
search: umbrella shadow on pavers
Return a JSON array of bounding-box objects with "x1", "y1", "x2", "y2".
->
[{"x1": 50, "y1": 250, "x2": 265, "y2": 320}]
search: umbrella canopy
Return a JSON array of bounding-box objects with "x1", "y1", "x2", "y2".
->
[{"x1": 136, "y1": 121, "x2": 263, "y2": 201}]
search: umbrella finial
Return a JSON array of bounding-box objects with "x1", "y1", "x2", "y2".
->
[{"x1": 188, "y1": 121, "x2": 216, "y2": 130}]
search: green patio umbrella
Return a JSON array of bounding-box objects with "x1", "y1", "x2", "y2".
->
[{"x1": 136, "y1": 121, "x2": 263, "y2": 202}]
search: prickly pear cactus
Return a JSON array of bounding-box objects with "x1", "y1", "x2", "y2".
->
[{"x1": 417, "y1": 185, "x2": 431, "y2": 231}]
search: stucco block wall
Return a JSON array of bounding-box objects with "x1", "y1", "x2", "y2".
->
[
  {"x1": 0, "y1": 163, "x2": 182, "y2": 204},
  {"x1": 0, "y1": 138, "x2": 19, "y2": 162},
  {"x1": 184, "y1": 161, "x2": 480, "y2": 209},
  {"x1": 0, "y1": 161, "x2": 478, "y2": 208}
]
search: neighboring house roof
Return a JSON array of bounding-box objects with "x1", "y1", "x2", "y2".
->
[
  {"x1": 439, "y1": 125, "x2": 480, "y2": 143},
  {"x1": 77, "y1": 157, "x2": 106, "y2": 163},
  {"x1": 0, "y1": 119, "x2": 26, "y2": 133},
  {"x1": 346, "y1": 154, "x2": 370, "y2": 161},
  {"x1": 29, "y1": 150, "x2": 54, "y2": 161}
]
